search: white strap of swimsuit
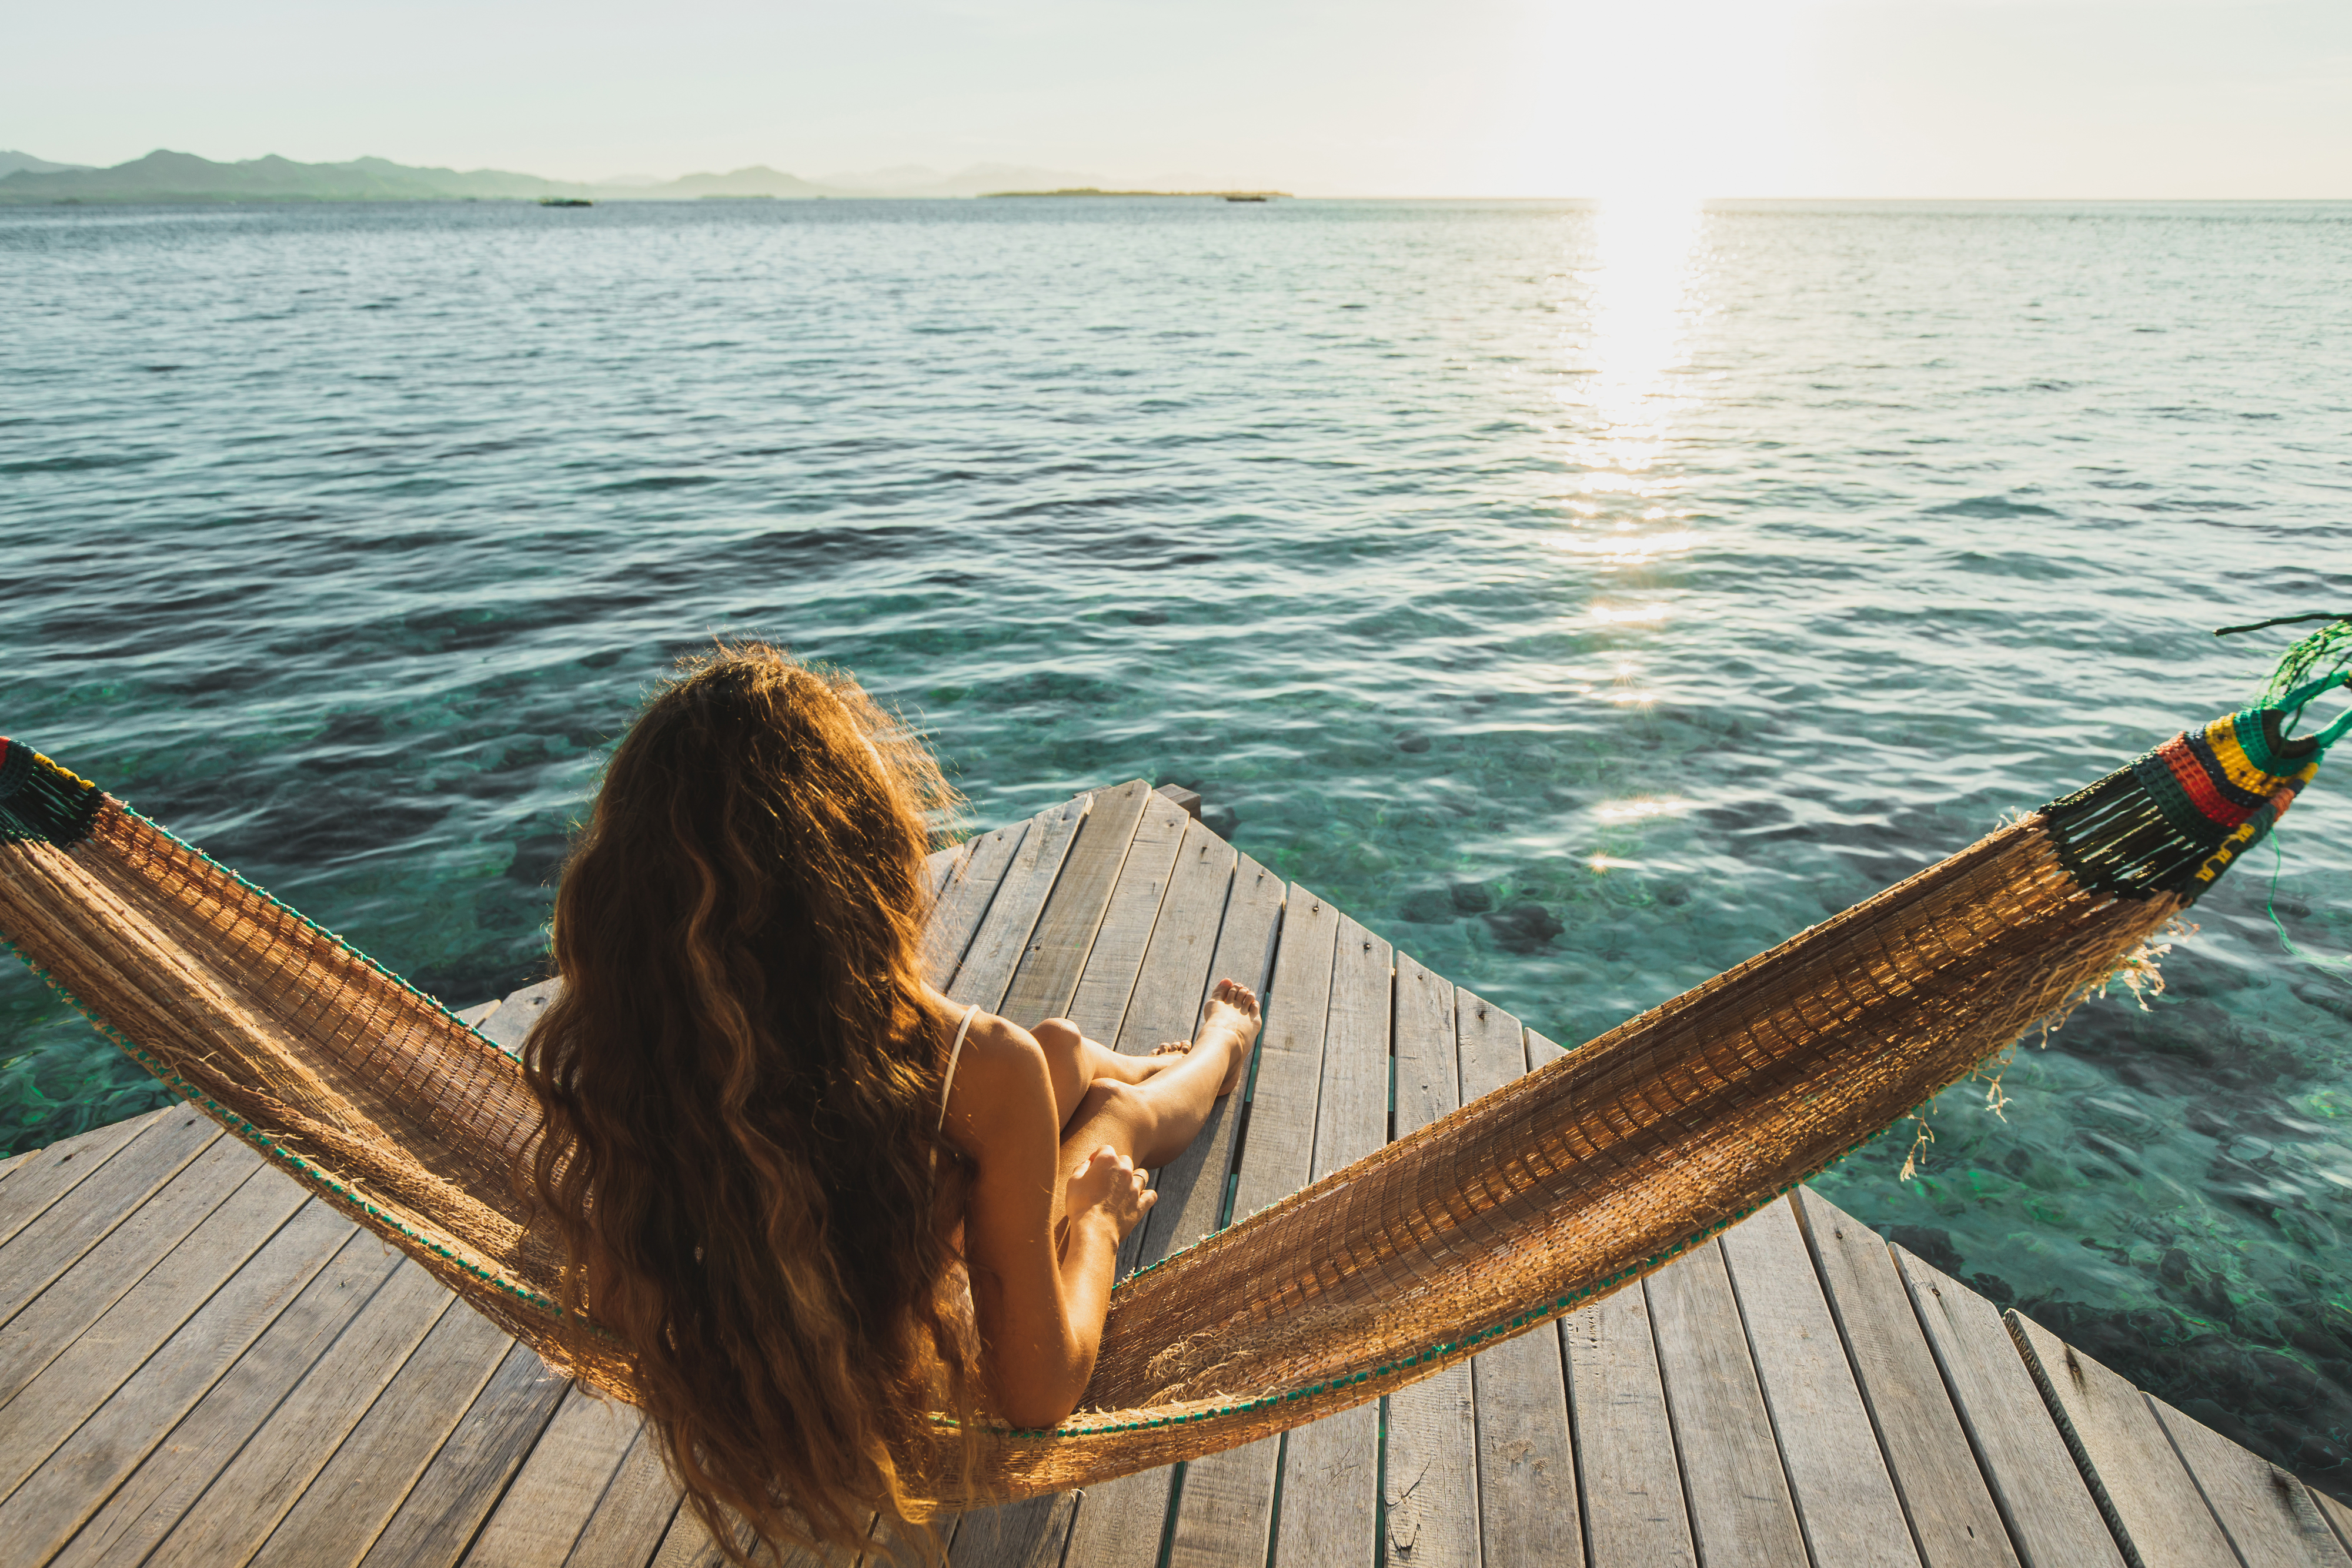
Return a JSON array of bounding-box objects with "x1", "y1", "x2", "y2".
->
[{"x1": 937, "y1": 1005, "x2": 980, "y2": 1131}]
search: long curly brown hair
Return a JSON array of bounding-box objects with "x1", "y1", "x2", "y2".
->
[{"x1": 523, "y1": 645, "x2": 978, "y2": 1560}]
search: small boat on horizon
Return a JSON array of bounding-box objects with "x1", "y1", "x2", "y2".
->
[{"x1": 538, "y1": 196, "x2": 593, "y2": 208}]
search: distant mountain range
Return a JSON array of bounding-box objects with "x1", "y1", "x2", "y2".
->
[
  {"x1": 0, "y1": 151, "x2": 93, "y2": 178},
  {"x1": 0, "y1": 149, "x2": 1108, "y2": 204}
]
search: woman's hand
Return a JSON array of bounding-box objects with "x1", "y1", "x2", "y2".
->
[
  {"x1": 941, "y1": 1017, "x2": 1154, "y2": 1429},
  {"x1": 1065, "y1": 1144, "x2": 1154, "y2": 1239}
]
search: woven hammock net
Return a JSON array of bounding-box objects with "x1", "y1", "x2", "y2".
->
[{"x1": 0, "y1": 686, "x2": 2333, "y2": 1500}]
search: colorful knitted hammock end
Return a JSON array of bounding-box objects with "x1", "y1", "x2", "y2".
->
[{"x1": 2045, "y1": 616, "x2": 2352, "y2": 904}]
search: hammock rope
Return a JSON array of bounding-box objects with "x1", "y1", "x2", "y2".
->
[{"x1": 0, "y1": 658, "x2": 2339, "y2": 1500}]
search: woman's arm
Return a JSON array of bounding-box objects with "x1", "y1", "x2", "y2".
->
[{"x1": 941, "y1": 1015, "x2": 1154, "y2": 1429}]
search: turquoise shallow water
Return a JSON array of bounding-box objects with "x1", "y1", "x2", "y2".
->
[{"x1": 5, "y1": 196, "x2": 2349, "y2": 1494}]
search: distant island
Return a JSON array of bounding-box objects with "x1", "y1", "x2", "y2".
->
[
  {"x1": 0, "y1": 150, "x2": 1155, "y2": 206},
  {"x1": 984, "y1": 188, "x2": 1289, "y2": 200}
]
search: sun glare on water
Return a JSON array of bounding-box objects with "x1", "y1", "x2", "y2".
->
[
  {"x1": 1539, "y1": 0, "x2": 1805, "y2": 475},
  {"x1": 1561, "y1": 194, "x2": 1702, "y2": 483},
  {"x1": 1548, "y1": 195, "x2": 1705, "y2": 693},
  {"x1": 1526, "y1": 0, "x2": 1812, "y2": 687},
  {"x1": 1549, "y1": 100, "x2": 1712, "y2": 581},
  {"x1": 1588, "y1": 197, "x2": 1702, "y2": 433}
]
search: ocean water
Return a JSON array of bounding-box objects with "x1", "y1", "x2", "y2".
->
[{"x1": 5, "y1": 196, "x2": 2349, "y2": 1495}]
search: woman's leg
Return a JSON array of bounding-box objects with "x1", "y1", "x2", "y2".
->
[
  {"x1": 1051, "y1": 980, "x2": 1261, "y2": 1175},
  {"x1": 1030, "y1": 1018, "x2": 1145, "y2": 1129}
]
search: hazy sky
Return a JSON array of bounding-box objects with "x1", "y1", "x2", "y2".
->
[{"x1": 8, "y1": 0, "x2": 2347, "y2": 197}]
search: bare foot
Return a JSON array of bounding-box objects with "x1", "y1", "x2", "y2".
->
[
  {"x1": 1144, "y1": 1037, "x2": 1220, "y2": 1091},
  {"x1": 1136, "y1": 1041, "x2": 1194, "y2": 1081},
  {"x1": 1197, "y1": 978, "x2": 1262, "y2": 1096}
]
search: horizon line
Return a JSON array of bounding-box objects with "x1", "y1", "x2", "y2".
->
[
  {"x1": 5, "y1": 151, "x2": 2348, "y2": 205},
  {"x1": 6, "y1": 192, "x2": 2351, "y2": 205}
]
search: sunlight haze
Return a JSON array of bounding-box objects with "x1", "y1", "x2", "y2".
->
[{"x1": 5, "y1": 0, "x2": 2347, "y2": 196}]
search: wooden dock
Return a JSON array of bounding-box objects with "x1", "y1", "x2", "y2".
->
[{"x1": 2, "y1": 778, "x2": 2348, "y2": 1567}]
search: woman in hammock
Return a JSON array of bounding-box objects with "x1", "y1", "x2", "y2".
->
[{"x1": 522, "y1": 644, "x2": 1259, "y2": 1559}]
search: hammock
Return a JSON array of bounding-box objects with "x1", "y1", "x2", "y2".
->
[{"x1": 0, "y1": 672, "x2": 2341, "y2": 1502}]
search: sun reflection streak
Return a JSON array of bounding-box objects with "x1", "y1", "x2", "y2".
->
[
  {"x1": 1551, "y1": 196, "x2": 1705, "y2": 573},
  {"x1": 1584, "y1": 197, "x2": 1702, "y2": 460}
]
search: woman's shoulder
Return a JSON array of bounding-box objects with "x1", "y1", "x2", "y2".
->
[
  {"x1": 950, "y1": 1010, "x2": 1047, "y2": 1094},
  {"x1": 924, "y1": 989, "x2": 1034, "y2": 1069},
  {"x1": 930, "y1": 1000, "x2": 1054, "y2": 1155}
]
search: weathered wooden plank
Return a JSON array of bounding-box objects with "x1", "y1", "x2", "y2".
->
[
  {"x1": 1384, "y1": 952, "x2": 1478, "y2": 1568},
  {"x1": 1374, "y1": 950, "x2": 1449, "y2": 1147},
  {"x1": 1456, "y1": 989, "x2": 1583, "y2": 1568},
  {"x1": 0, "y1": 1157, "x2": 306, "y2": 1504},
  {"x1": 1128, "y1": 845, "x2": 1281, "y2": 1268},
  {"x1": 946, "y1": 797, "x2": 1090, "y2": 1011},
  {"x1": 1025, "y1": 804, "x2": 1195, "y2": 1568},
  {"x1": 1391, "y1": 1344, "x2": 1479, "y2": 1568},
  {"x1": 1563, "y1": 1278, "x2": 1697, "y2": 1567},
  {"x1": 1108, "y1": 821, "x2": 1242, "y2": 1058},
  {"x1": 649, "y1": 1502, "x2": 738, "y2": 1568},
  {"x1": 564, "y1": 1423, "x2": 687, "y2": 1568},
  {"x1": 0, "y1": 1199, "x2": 353, "y2": 1562},
  {"x1": 249, "y1": 1295, "x2": 517, "y2": 1567},
  {"x1": 1387, "y1": 950, "x2": 1457, "y2": 1146},
  {"x1": 1454, "y1": 988, "x2": 1526, "y2": 1102},
  {"x1": 0, "y1": 1108, "x2": 219, "y2": 1331},
  {"x1": 2146, "y1": 1395, "x2": 2350, "y2": 1568},
  {"x1": 1645, "y1": 1239, "x2": 1808, "y2": 1566},
  {"x1": 924, "y1": 821, "x2": 1030, "y2": 988},
  {"x1": 48, "y1": 1227, "x2": 405, "y2": 1568},
  {"x1": 358, "y1": 1340, "x2": 573, "y2": 1568},
  {"x1": 0, "y1": 1109, "x2": 166, "y2": 1250},
  {"x1": 462, "y1": 1382, "x2": 646, "y2": 1567},
  {"x1": 1894, "y1": 1249, "x2": 2123, "y2": 1568},
  {"x1": 2310, "y1": 1487, "x2": 2352, "y2": 1557},
  {"x1": 644, "y1": 1503, "x2": 835, "y2": 1568},
  {"x1": 927, "y1": 842, "x2": 960, "y2": 897},
  {"x1": 1230, "y1": 885, "x2": 1344, "y2": 1220},
  {"x1": 1719, "y1": 1196, "x2": 1920, "y2": 1568},
  {"x1": 1790, "y1": 1188, "x2": 2018, "y2": 1568},
  {"x1": 1311, "y1": 914, "x2": 1394, "y2": 1178},
  {"x1": 455, "y1": 999, "x2": 503, "y2": 1029},
  {"x1": 141, "y1": 1259, "x2": 457, "y2": 1568},
  {"x1": 1063, "y1": 787, "x2": 1193, "y2": 1042},
  {"x1": 1165, "y1": 882, "x2": 1341, "y2": 1568},
  {"x1": 479, "y1": 978, "x2": 562, "y2": 1055},
  {"x1": 864, "y1": 1510, "x2": 938, "y2": 1568},
  {"x1": 0, "y1": 1131, "x2": 262, "y2": 1410},
  {"x1": 1165, "y1": 1438, "x2": 1278, "y2": 1568},
  {"x1": 1269, "y1": 913, "x2": 1391, "y2": 1568},
  {"x1": 997, "y1": 779, "x2": 1155, "y2": 1025},
  {"x1": 951, "y1": 1492, "x2": 1080, "y2": 1568},
  {"x1": 2007, "y1": 1311, "x2": 2237, "y2": 1568}
]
